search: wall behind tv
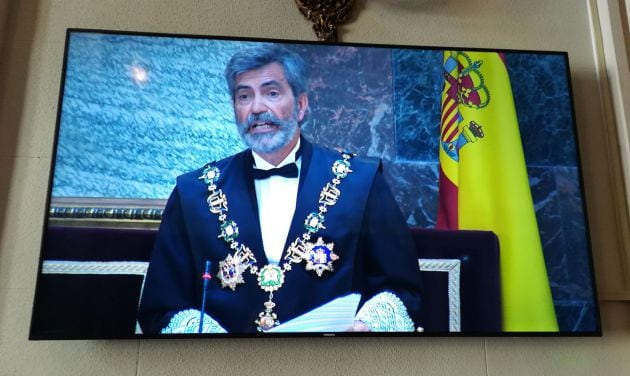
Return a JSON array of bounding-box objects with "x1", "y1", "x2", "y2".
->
[{"x1": 1, "y1": 0, "x2": 629, "y2": 375}]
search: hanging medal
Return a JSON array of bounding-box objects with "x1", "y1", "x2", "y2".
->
[{"x1": 304, "y1": 237, "x2": 339, "y2": 277}]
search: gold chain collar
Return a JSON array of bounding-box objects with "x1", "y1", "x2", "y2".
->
[{"x1": 199, "y1": 151, "x2": 354, "y2": 331}]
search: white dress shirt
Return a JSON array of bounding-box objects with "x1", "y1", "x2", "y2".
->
[{"x1": 251, "y1": 139, "x2": 301, "y2": 265}]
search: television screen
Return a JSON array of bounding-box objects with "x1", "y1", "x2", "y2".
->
[{"x1": 29, "y1": 29, "x2": 600, "y2": 339}]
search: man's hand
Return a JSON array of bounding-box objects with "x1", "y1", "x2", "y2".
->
[{"x1": 347, "y1": 320, "x2": 371, "y2": 332}]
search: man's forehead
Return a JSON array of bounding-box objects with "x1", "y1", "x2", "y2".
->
[{"x1": 234, "y1": 62, "x2": 289, "y2": 88}]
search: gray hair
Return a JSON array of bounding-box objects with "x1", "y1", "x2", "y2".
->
[{"x1": 224, "y1": 44, "x2": 309, "y2": 100}]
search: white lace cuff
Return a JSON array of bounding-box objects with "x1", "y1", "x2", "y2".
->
[
  {"x1": 161, "y1": 309, "x2": 227, "y2": 334},
  {"x1": 354, "y1": 292, "x2": 415, "y2": 332}
]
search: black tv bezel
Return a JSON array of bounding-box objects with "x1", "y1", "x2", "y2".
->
[{"x1": 29, "y1": 28, "x2": 602, "y2": 340}]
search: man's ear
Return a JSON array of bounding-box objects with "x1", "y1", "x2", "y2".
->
[{"x1": 297, "y1": 93, "x2": 309, "y2": 122}]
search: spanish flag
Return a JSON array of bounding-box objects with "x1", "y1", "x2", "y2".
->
[{"x1": 437, "y1": 51, "x2": 558, "y2": 331}]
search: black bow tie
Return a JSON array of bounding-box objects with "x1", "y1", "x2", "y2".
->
[{"x1": 252, "y1": 163, "x2": 299, "y2": 180}]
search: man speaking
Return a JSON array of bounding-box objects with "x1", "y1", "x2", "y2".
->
[{"x1": 138, "y1": 45, "x2": 424, "y2": 334}]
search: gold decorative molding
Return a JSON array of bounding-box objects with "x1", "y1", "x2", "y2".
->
[
  {"x1": 295, "y1": 0, "x2": 355, "y2": 42},
  {"x1": 48, "y1": 197, "x2": 165, "y2": 228}
]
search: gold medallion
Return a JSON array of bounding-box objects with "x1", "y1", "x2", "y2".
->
[
  {"x1": 217, "y1": 246, "x2": 256, "y2": 291},
  {"x1": 217, "y1": 254, "x2": 246, "y2": 291},
  {"x1": 255, "y1": 300, "x2": 279, "y2": 331},
  {"x1": 304, "y1": 237, "x2": 339, "y2": 277},
  {"x1": 257, "y1": 265, "x2": 285, "y2": 292}
]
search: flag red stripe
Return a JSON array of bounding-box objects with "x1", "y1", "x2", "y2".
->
[
  {"x1": 443, "y1": 118, "x2": 459, "y2": 142},
  {"x1": 441, "y1": 99, "x2": 457, "y2": 125},
  {"x1": 436, "y1": 166, "x2": 458, "y2": 230},
  {"x1": 441, "y1": 104, "x2": 458, "y2": 139},
  {"x1": 441, "y1": 117, "x2": 456, "y2": 139}
]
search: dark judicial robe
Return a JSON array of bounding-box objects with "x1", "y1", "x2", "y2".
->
[{"x1": 138, "y1": 139, "x2": 423, "y2": 334}]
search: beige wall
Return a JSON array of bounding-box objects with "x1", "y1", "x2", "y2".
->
[{"x1": 1, "y1": 0, "x2": 629, "y2": 375}]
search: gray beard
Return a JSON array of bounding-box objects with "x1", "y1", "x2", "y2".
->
[{"x1": 237, "y1": 111, "x2": 299, "y2": 154}]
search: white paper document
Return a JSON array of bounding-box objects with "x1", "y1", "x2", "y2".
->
[{"x1": 267, "y1": 293, "x2": 361, "y2": 333}]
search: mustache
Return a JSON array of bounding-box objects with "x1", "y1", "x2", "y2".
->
[{"x1": 244, "y1": 112, "x2": 281, "y2": 131}]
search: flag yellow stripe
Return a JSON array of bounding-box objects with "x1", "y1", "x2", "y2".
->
[{"x1": 455, "y1": 51, "x2": 558, "y2": 331}]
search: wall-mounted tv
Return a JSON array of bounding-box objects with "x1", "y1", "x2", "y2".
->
[{"x1": 29, "y1": 29, "x2": 600, "y2": 339}]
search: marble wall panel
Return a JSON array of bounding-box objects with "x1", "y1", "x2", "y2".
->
[
  {"x1": 296, "y1": 44, "x2": 395, "y2": 160},
  {"x1": 391, "y1": 49, "x2": 442, "y2": 162},
  {"x1": 554, "y1": 300, "x2": 597, "y2": 332},
  {"x1": 381, "y1": 161, "x2": 439, "y2": 228},
  {"x1": 55, "y1": 33, "x2": 252, "y2": 199},
  {"x1": 505, "y1": 53, "x2": 578, "y2": 167},
  {"x1": 528, "y1": 165, "x2": 596, "y2": 331},
  {"x1": 528, "y1": 166, "x2": 566, "y2": 288},
  {"x1": 556, "y1": 166, "x2": 595, "y2": 324},
  {"x1": 54, "y1": 35, "x2": 397, "y2": 199}
]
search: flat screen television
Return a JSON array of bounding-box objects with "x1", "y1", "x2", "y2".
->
[{"x1": 29, "y1": 29, "x2": 601, "y2": 339}]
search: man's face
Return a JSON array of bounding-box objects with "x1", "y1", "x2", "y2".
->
[{"x1": 233, "y1": 62, "x2": 307, "y2": 154}]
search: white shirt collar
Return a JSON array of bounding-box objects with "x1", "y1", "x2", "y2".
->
[{"x1": 251, "y1": 138, "x2": 301, "y2": 170}]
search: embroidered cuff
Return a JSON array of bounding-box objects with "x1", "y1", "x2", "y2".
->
[
  {"x1": 161, "y1": 309, "x2": 227, "y2": 334},
  {"x1": 354, "y1": 292, "x2": 415, "y2": 332}
]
